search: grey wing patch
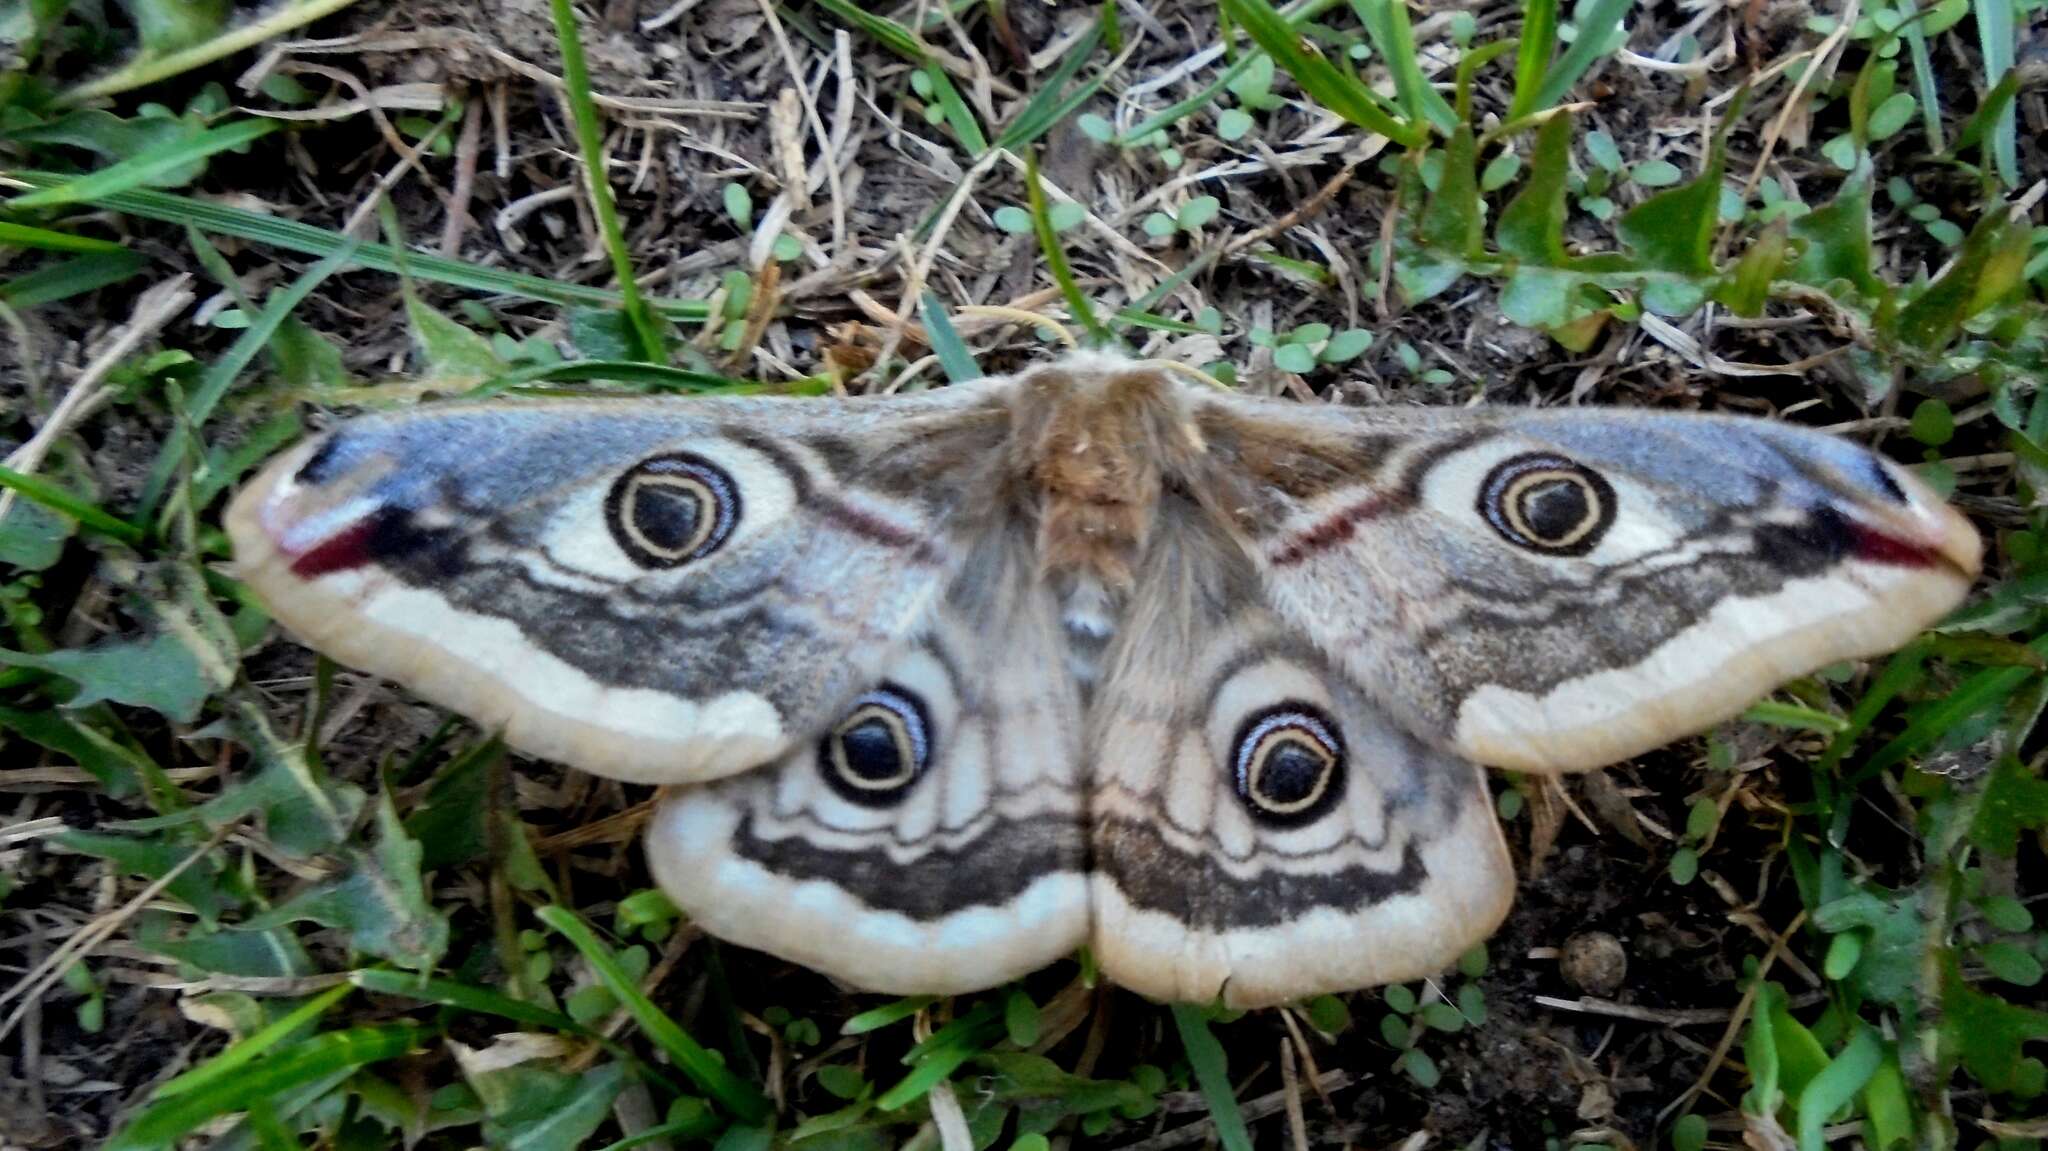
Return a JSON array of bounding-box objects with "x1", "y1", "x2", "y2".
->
[
  {"x1": 1086, "y1": 499, "x2": 1513, "y2": 1009},
  {"x1": 225, "y1": 386, "x2": 1014, "y2": 784},
  {"x1": 645, "y1": 527, "x2": 1090, "y2": 994},
  {"x1": 1191, "y1": 393, "x2": 1980, "y2": 773}
]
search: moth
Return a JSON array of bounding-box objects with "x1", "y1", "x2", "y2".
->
[{"x1": 225, "y1": 351, "x2": 1981, "y2": 1008}]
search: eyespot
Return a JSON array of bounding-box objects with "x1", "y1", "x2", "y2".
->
[
  {"x1": 1478, "y1": 452, "x2": 1616, "y2": 556},
  {"x1": 818, "y1": 684, "x2": 933, "y2": 806},
  {"x1": 1231, "y1": 703, "x2": 1345, "y2": 826},
  {"x1": 605, "y1": 453, "x2": 740, "y2": 568}
]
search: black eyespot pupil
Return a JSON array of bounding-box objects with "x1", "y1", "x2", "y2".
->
[
  {"x1": 605, "y1": 452, "x2": 739, "y2": 568},
  {"x1": 1231, "y1": 703, "x2": 1346, "y2": 827},
  {"x1": 1520, "y1": 478, "x2": 1589, "y2": 542},
  {"x1": 1257, "y1": 741, "x2": 1327, "y2": 806},
  {"x1": 837, "y1": 719, "x2": 904, "y2": 782},
  {"x1": 817, "y1": 684, "x2": 932, "y2": 807},
  {"x1": 630, "y1": 483, "x2": 705, "y2": 553},
  {"x1": 1478, "y1": 452, "x2": 1616, "y2": 556}
]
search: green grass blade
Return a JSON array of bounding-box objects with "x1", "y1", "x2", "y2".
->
[
  {"x1": 6, "y1": 119, "x2": 279, "y2": 210},
  {"x1": 923, "y1": 63, "x2": 990, "y2": 156},
  {"x1": 1171, "y1": 1005, "x2": 1254, "y2": 1151},
  {"x1": 841, "y1": 996, "x2": 939, "y2": 1035},
  {"x1": 1895, "y1": 0, "x2": 1945, "y2": 148},
  {"x1": 0, "y1": 464, "x2": 146, "y2": 544},
  {"x1": 1223, "y1": 0, "x2": 1425, "y2": 146},
  {"x1": 536, "y1": 905, "x2": 771, "y2": 1123},
  {"x1": 992, "y1": 25, "x2": 1107, "y2": 152},
  {"x1": 0, "y1": 249, "x2": 149, "y2": 308},
  {"x1": 1026, "y1": 152, "x2": 1107, "y2": 345},
  {"x1": 919, "y1": 291, "x2": 982, "y2": 382},
  {"x1": 547, "y1": 0, "x2": 665, "y2": 362},
  {"x1": 1511, "y1": 0, "x2": 1560, "y2": 119},
  {"x1": 136, "y1": 238, "x2": 362, "y2": 523},
  {"x1": 349, "y1": 969, "x2": 586, "y2": 1033},
  {"x1": 811, "y1": 0, "x2": 927, "y2": 62},
  {"x1": 0, "y1": 173, "x2": 710, "y2": 319},
  {"x1": 1970, "y1": 0, "x2": 2017, "y2": 185},
  {"x1": 1532, "y1": 0, "x2": 1631, "y2": 109},
  {"x1": 0, "y1": 220, "x2": 127, "y2": 253},
  {"x1": 1351, "y1": 0, "x2": 1458, "y2": 132},
  {"x1": 154, "y1": 984, "x2": 354, "y2": 1099},
  {"x1": 105, "y1": 1024, "x2": 428, "y2": 1151}
]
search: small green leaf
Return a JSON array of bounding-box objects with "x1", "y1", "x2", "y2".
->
[
  {"x1": 1384, "y1": 984, "x2": 1418, "y2": 1014},
  {"x1": 1630, "y1": 159, "x2": 1682, "y2": 186},
  {"x1": 1867, "y1": 92, "x2": 1916, "y2": 139},
  {"x1": 1397, "y1": 1048, "x2": 1440, "y2": 1088},
  {"x1": 1273, "y1": 343, "x2": 1318, "y2": 373},
  {"x1": 1584, "y1": 130, "x2": 1623, "y2": 172},
  {"x1": 1909, "y1": 398, "x2": 1956, "y2": 446},
  {"x1": 1823, "y1": 930, "x2": 1865, "y2": 981},
  {"x1": 1480, "y1": 149, "x2": 1521, "y2": 192},
  {"x1": 995, "y1": 206, "x2": 1035, "y2": 234},
  {"x1": 1379, "y1": 1013, "x2": 1411, "y2": 1047},
  {"x1": 1302, "y1": 995, "x2": 1351, "y2": 1034},
  {"x1": 723, "y1": 183, "x2": 754, "y2": 227},
  {"x1": 1981, "y1": 940, "x2": 2045, "y2": 987},
  {"x1": 1980, "y1": 895, "x2": 2033, "y2": 933},
  {"x1": 1004, "y1": 989, "x2": 1041, "y2": 1047},
  {"x1": 1047, "y1": 202, "x2": 1087, "y2": 233},
  {"x1": 1217, "y1": 108, "x2": 1254, "y2": 140},
  {"x1": 1177, "y1": 195, "x2": 1221, "y2": 232},
  {"x1": 1668, "y1": 847, "x2": 1699, "y2": 885},
  {"x1": 1321, "y1": 328, "x2": 1374, "y2": 362},
  {"x1": 1670, "y1": 1113, "x2": 1708, "y2": 1151},
  {"x1": 1142, "y1": 212, "x2": 1177, "y2": 238}
]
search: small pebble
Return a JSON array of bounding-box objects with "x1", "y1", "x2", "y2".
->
[{"x1": 1559, "y1": 931, "x2": 1628, "y2": 997}]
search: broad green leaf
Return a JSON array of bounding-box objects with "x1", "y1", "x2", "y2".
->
[
  {"x1": 239, "y1": 790, "x2": 449, "y2": 972},
  {"x1": 1, "y1": 565, "x2": 236, "y2": 722},
  {"x1": 119, "y1": 0, "x2": 230, "y2": 53},
  {"x1": 1811, "y1": 890, "x2": 1922, "y2": 1006},
  {"x1": 1422, "y1": 125, "x2": 1483, "y2": 259},
  {"x1": 1789, "y1": 172, "x2": 1880, "y2": 295},
  {"x1": 197, "y1": 701, "x2": 366, "y2": 858},
  {"x1": 1716, "y1": 220, "x2": 1789, "y2": 316},
  {"x1": 0, "y1": 497, "x2": 74, "y2": 571},
  {"x1": 136, "y1": 919, "x2": 314, "y2": 979},
  {"x1": 1887, "y1": 209, "x2": 2026, "y2": 352},
  {"x1": 0, "y1": 705, "x2": 159, "y2": 797},
  {"x1": 55, "y1": 830, "x2": 241, "y2": 923},
  {"x1": 406, "y1": 291, "x2": 508, "y2": 382},
  {"x1": 1969, "y1": 755, "x2": 2048, "y2": 857},
  {"x1": 1497, "y1": 112, "x2": 1574, "y2": 265},
  {"x1": 973, "y1": 1052, "x2": 1147, "y2": 1115},
  {"x1": 1943, "y1": 957, "x2": 2048, "y2": 1093},
  {"x1": 463, "y1": 1060, "x2": 625, "y2": 1151},
  {"x1": 1617, "y1": 160, "x2": 1720, "y2": 275}
]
